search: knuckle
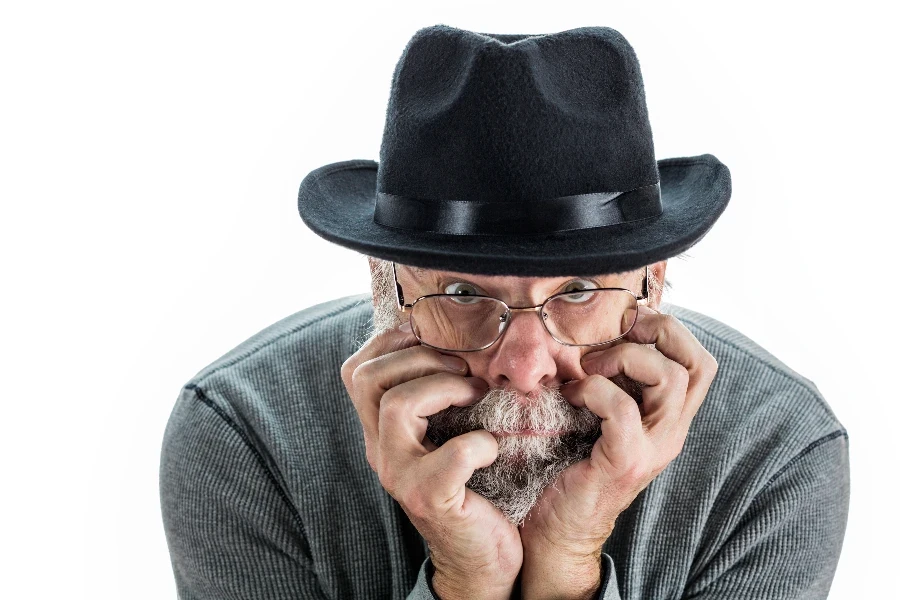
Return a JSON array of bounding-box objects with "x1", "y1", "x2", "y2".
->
[
  {"x1": 658, "y1": 313, "x2": 677, "y2": 330},
  {"x1": 658, "y1": 361, "x2": 686, "y2": 391},
  {"x1": 445, "y1": 437, "x2": 478, "y2": 469},
  {"x1": 379, "y1": 387, "x2": 407, "y2": 420},
  {"x1": 672, "y1": 364, "x2": 690, "y2": 390},
  {"x1": 402, "y1": 488, "x2": 429, "y2": 520},
  {"x1": 704, "y1": 352, "x2": 719, "y2": 375},
  {"x1": 691, "y1": 352, "x2": 719, "y2": 389},
  {"x1": 374, "y1": 450, "x2": 401, "y2": 492},
  {"x1": 350, "y1": 358, "x2": 374, "y2": 390},
  {"x1": 340, "y1": 356, "x2": 358, "y2": 389},
  {"x1": 613, "y1": 393, "x2": 640, "y2": 421},
  {"x1": 666, "y1": 313, "x2": 689, "y2": 334},
  {"x1": 621, "y1": 461, "x2": 650, "y2": 486},
  {"x1": 379, "y1": 467, "x2": 400, "y2": 495},
  {"x1": 365, "y1": 445, "x2": 379, "y2": 473}
]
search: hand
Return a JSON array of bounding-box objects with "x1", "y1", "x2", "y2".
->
[
  {"x1": 341, "y1": 322, "x2": 522, "y2": 600},
  {"x1": 518, "y1": 306, "x2": 718, "y2": 599}
]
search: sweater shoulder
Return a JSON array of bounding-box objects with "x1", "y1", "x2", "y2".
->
[
  {"x1": 170, "y1": 294, "x2": 376, "y2": 468},
  {"x1": 663, "y1": 303, "x2": 816, "y2": 392},
  {"x1": 662, "y1": 302, "x2": 847, "y2": 449},
  {"x1": 188, "y1": 293, "x2": 373, "y2": 386}
]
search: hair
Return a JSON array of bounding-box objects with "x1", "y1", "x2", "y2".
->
[{"x1": 367, "y1": 257, "x2": 403, "y2": 337}]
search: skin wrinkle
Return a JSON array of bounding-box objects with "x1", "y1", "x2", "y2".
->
[{"x1": 366, "y1": 256, "x2": 666, "y2": 525}]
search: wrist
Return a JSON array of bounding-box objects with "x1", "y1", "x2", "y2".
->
[
  {"x1": 521, "y1": 547, "x2": 603, "y2": 600},
  {"x1": 432, "y1": 564, "x2": 516, "y2": 600}
]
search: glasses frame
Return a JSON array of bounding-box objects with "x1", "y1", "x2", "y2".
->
[{"x1": 392, "y1": 262, "x2": 650, "y2": 352}]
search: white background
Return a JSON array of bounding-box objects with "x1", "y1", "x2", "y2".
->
[{"x1": 1, "y1": 1, "x2": 897, "y2": 598}]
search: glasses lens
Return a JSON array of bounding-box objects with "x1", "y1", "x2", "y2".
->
[
  {"x1": 410, "y1": 295, "x2": 508, "y2": 351},
  {"x1": 542, "y1": 289, "x2": 638, "y2": 345}
]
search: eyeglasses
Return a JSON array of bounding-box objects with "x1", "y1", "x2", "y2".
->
[{"x1": 393, "y1": 262, "x2": 650, "y2": 352}]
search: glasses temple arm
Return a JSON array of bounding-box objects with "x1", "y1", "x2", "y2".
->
[
  {"x1": 639, "y1": 265, "x2": 650, "y2": 301},
  {"x1": 392, "y1": 261, "x2": 410, "y2": 309}
]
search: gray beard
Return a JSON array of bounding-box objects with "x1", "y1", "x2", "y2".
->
[{"x1": 426, "y1": 385, "x2": 603, "y2": 526}]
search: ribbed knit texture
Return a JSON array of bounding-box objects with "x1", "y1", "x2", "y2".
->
[{"x1": 160, "y1": 295, "x2": 849, "y2": 599}]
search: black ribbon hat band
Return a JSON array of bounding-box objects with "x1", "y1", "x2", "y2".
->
[{"x1": 374, "y1": 182, "x2": 663, "y2": 235}]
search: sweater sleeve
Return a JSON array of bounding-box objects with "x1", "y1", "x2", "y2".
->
[
  {"x1": 161, "y1": 382, "x2": 446, "y2": 599},
  {"x1": 406, "y1": 557, "x2": 439, "y2": 600},
  {"x1": 408, "y1": 430, "x2": 849, "y2": 600},
  {"x1": 160, "y1": 383, "x2": 328, "y2": 599},
  {"x1": 682, "y1": 430, "x2": 851, "y2": 599},
  {"x1": 598, "y1": 553, "x2": 623, "y2": 600}
]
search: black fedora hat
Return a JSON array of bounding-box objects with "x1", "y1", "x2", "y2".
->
[{"x1": 298, "y1": 24, "x2": 731, "y2": 276}]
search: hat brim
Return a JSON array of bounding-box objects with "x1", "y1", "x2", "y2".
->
[{"x1": 297, "y1": 154, "x2": 731, "y2": 276}]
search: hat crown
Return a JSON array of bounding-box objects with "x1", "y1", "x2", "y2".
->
[{"x1": 376, "y1": 24, "x2": 659, "y2": 203}]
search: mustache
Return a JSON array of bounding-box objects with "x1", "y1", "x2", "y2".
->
[{"x1": 426, "y1": 384, "x2": 603, "y2": 447}]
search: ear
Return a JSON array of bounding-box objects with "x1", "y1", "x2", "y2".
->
[
  {"x1": 648, "y1": 259, "x2": 667, "y2": 310},
  {"x1": 367, "y1": 256, "x2": 403, "y2": 335},
  {"x1": 367, "y1": 256, "x2": 387, "y2": 307}
]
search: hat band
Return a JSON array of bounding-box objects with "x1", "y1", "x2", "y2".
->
[{"x1": 374, "y1": 182, "x2": 662, "y2": 235}]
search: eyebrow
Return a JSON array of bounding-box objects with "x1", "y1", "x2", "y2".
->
[
  {"x1": 410, "y1": 263, "x2": 630, "y2": 292},
  {"x1": 425, "y1": 269, "x2": 613, "y2": 285}
]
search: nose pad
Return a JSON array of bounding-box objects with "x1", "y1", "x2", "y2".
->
[{"x1": 496, "y1": 309, "x2": 551, "y2": 341}]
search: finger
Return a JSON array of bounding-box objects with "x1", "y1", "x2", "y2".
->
[
  {"x1": 349, "y1": 345, "x2": 470, "y2": 447},
  {"x1": 360, "y1": 344, "x2": 470, "y2": 393},
  {"x1": 341, "y1": 321, "x2": 420, "y2": 394},
  {"x1": 581, "y1": 343, "x2": 688, "y2": 437},
  {"x1": 562, "y1": 375, "x2": 644, "y2": 473},
  {"x1": 379, "y1": 373, "x2": 488, "y2": 462},
  {"x1": 624, "y1": 308, "x2": 718, "y2": 427},
  {"x1": 582, "y1": 342, "x2": 672, "y2": 387},
  {"x1": 625, "y1": 308, "x2": 707, "y2": 381},
  {"x1": 416, "y1": 430, "x2": 499, "y2": 507}
]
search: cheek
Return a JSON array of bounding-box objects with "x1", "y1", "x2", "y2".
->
[{"x1": 559, "y1": 347, "x2": 590, "y2": 379}]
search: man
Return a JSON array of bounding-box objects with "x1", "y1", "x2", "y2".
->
[{"x1": 160, "y1": 25, "x2": 849, "y2": 599}]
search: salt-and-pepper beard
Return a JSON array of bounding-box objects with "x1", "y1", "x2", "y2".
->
[{"x1": 426, "y1": 385, "x2": 602, "y2": 526}]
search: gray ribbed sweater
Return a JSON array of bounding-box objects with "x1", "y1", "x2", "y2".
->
[{"x1": 160, "y1": 295, "x2": 850, "y2": 599}]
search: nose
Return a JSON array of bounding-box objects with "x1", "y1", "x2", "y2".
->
[{"x1": 485, "y1": 309, "x2": 558, "y2": 395}]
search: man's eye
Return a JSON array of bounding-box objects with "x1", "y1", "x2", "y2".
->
[
  {"x1": 560, "y1": 279, "x2": 597, "y2": 303},
  {"x1": 444, "y1": 282, "x2": 481, "y2": 304}
]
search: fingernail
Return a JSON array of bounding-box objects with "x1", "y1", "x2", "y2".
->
[
  {"x1": 637, "y1": 305, "x2": 658, "y2": 316},
  {"x1": 441, "y1": 355, "x2": 468, "y2": 372},
  {"x1": 581, "y1": 349, "x2": 606, "y2": 362},
  {"x1": 399, "y1": 321, "x2": 412, "y2": 333},
  {"x1": 465, "y1": 376, "x2": 489, "y2": 391}
]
